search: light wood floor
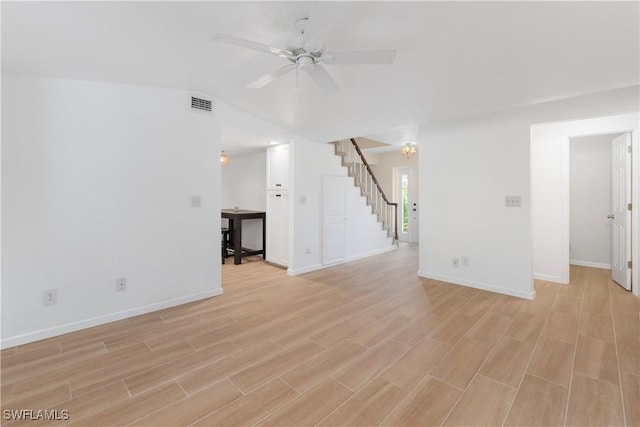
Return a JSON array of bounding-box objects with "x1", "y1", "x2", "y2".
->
[{"x1": 1, "y1": 244, "x2": 638, "y2": 426}]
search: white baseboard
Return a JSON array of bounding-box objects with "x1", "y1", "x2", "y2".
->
[
  {"x1": 345, "y1": 244, "x2": 397, "y2": 263},
  {"x1": 1, "y1": 288, "x2": 223, "y2": 349},
  {"x1": 570, "y1": 259, "x2": 611, "y2": 270},
  {"x1": 287, "y1": 264, "x2": 324, "y2": 276},
  {"x1": 288, "y1": 245, "x2": 397, "y2": 276},
  {"x1": 266, "y1": 259, "x2": 288, "y2": 269},
  {"x1": 417, "y1": 270, "x2": 535, "y2": 300},
  {"x1": 533, "y1": 273, "x2": 566, "y2": 283}
]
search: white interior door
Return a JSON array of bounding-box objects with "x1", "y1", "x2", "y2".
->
[
  {"x1": 323, "y1": 176, "x2": 346, "y2": 264},
  {"x1": 611, "y1": 133, "x2": 632, "y2": 290},
  {"x1": 397, "y1": 167, "x2": 419, "y2": 243}
]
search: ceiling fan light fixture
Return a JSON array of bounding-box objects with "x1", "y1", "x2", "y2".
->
[{"x1": 297, "y1": 55, "x2": 314, "y2": 70}]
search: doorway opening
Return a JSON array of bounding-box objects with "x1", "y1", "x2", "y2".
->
[
  {"x1": 569, "y1": 132, "x2": 631, "y2": 290},
  {"x1": 395, "y1": 167, "x2": 419, "y2": 243},
  {"x1": 531, "y1": 112, "x2": 639, "y2": 297}
]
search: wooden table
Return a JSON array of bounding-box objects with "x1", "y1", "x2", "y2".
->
[{"x1": 221, "y1": 209, "x2": 266, "y2": 265}]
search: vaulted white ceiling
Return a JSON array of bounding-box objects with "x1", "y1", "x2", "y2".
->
[{"x1": 3, "y1": 1, "x2": 638, "y2": 147}]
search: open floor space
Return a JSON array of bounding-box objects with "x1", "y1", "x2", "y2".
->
[{"x1": 1, "y1": 245, "x2": 638, "y2": 426}]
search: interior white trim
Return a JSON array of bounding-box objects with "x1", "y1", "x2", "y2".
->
[
  {"x1": 288, "y1": 244, "x2": 396, "y2": 276},
  {"x1": 569, "y1": 259, "x2": 611, "y2": 270},
  {"x1": 345, "y1": 245, "x2": 397, "y2": 262},
  {"x1": 418, "y1": 271, "x2": 536, "y2": 300},
  {"x1": 570, "y1": 260, "x2": 612, "y2": 270},
  {"x1": 533, "y1": 273, "x2": 565, "y2": 283},
  {"x1": 0, "y1": 288, "x2": 223, "y2": 349},
  {"x1": 287, "y1": 264, "x2": 324, "y2": 276}
]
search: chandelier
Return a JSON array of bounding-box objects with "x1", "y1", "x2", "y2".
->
[{"x1": 401, "y1": 143, "x2": 416, "y2": 159}]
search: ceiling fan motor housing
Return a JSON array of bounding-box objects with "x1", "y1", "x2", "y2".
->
[
  {"x1": 290, "y1": 47, "x2": 306, "y2": 56},
  {"x1": 295, "y1": 17, "x2": 309, "y2": 35}
]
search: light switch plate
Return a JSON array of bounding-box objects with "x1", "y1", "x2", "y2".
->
[
  {"x1": 191, "y1": 196, "x2": 201, "y2": 208},
  {"x1": 505, "y1": 196, "x2": 521, "y2": 207}
]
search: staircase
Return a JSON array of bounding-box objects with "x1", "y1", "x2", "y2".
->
[{"x1": 333, "y1": 138, "x2": 398, "y2": 242}]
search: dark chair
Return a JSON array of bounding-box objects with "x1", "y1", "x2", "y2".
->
[{"x1": 221, "y1": 227, "x2": 232, "y2": 264}]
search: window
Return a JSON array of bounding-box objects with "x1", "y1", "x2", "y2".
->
[{"x1": 401, "y1": 173, "x2": 409, "y2": 234}]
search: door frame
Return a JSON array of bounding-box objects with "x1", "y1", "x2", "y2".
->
[
  {"x1": 562, "y1": 130, "x2": 635, "y2": 291},
  {"x1": 531, "y1": 112, "x2": 639, "y2": 297},
  {"x1": 567, "y1": 133, "x2": 631, "y2": 288},
  {"x1": 395, "y1": 166, "x2": 419, "y2": 243}
]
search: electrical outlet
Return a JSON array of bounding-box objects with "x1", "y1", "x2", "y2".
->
[
  {"x1": 452, "y1": 258, "x2": 460, "y2": 268},
  {"x1": 43, "y1": 289, "x2": 57, "y2": 306},
  {"x1": 461, "y1": 256, "x2": 469, "y2": 266},
  {"x1": 116, "y1": 278, "x2": 127, "y2": 292}
]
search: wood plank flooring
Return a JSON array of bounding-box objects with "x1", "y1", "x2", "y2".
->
[{"x1": 1, "y1": 244, "x2": 638, "y2": 426}]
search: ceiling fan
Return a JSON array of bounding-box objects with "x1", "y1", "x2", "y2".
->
[{"x1": 212, "y1": 13, "x2": 397, "y2": 95}]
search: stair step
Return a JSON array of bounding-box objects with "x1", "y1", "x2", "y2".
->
[{"x1": 334, "y1": 139, "x2": 397, "y2": 246}]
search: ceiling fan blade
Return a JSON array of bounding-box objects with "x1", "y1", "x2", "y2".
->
[
  {"x1": 301, "y1": 1, "x2": 343, "y2": 51},
  {"x1": 322, "y1": 49, "x2": 397, "y2": 65},
  {"x1": 304, "y1": 63, "x2": 340, "y2": 95},
  {"x1": 212, "y1": 33, "x2": 293, "y2": 58},
  {"x1": 247, "y1": 63, "x2": 296, "y2": 89}
]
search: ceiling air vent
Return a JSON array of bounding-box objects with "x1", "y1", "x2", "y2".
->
[{"x1": 190, "y1": 95, "x2": 214, "y2": 114}]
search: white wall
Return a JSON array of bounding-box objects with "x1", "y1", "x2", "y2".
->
[
  {"x1": 531, "y1": 111, "x2": 639, "y2": 296},
  {"x1": 570, "y1": 134, "x2": 617, "y2": 268},
  {"x1": 1, "y1": 74, "x2": 221, "y2": 348},
  {"x1": 220, "y1": 150, "x2": 266, "y2": 250},
  {"x1": 370, "y1": 149, "x2": 419, "y2": 200},
  {"x1": 288, "y1": 140, "x2": 394, "y2": 275},
  {"x1": 419, "y1": 85, "x2": 639, "y2": 300}
]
